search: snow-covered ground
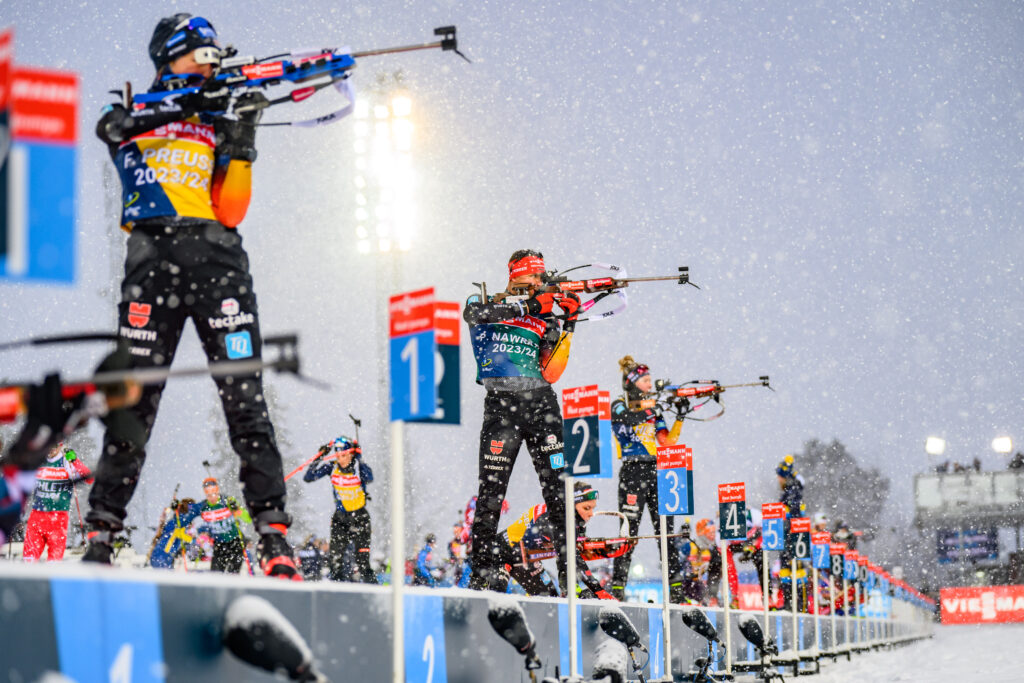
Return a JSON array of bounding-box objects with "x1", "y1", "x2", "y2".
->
[{"x1": 809, "y1": 624, "x2": 1024, "y2": 683}]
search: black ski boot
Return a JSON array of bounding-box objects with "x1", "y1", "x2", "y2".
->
[
  {"x1": 82, "y1": 528, "x2": 115, "y2": 565},
  {"x1": 255, "y1": 510, "x2": 302, "y2": 581},
  {"x1": 610, "y1": 584, "x2": 626, "y2": 601}
]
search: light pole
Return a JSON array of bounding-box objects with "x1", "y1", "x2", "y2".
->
[{"x1": 352, "y1": 71, "x2": 420, "y2": 571}]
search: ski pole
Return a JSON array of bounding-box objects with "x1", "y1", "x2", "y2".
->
[
  {"x1": 284, "y1": 447, "x2": 329, "y2": 482},
  {"x1": 71, "y1": 487, "x2": 86, "y2": 547}
]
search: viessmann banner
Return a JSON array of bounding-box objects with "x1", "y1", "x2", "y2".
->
[{"x1": 940, "y1": 585, "x2": 1024, "y2": 625}]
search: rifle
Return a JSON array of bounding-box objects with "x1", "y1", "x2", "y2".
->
[
  {"x1": 0, "y1": 334, "x2": 321, "y2": 469},
  {"x1": 479, "y1": 263, "x2": 697, "y2": 322},
  {"x1": 631, "y1": 375, "x2": 774, "y2": 422},
  {"x1": 130, "y1": 26, "x2": 466, "y2": 127}
]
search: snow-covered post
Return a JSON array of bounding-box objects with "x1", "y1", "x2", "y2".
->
[
  {"x1": 812, "y1": 566, "x2": 820, "y2": 654},
  {"x1": 829, "y1": 574, "x2": 837, "y2": 653},
  {"x1": 565, "y1": 474, "x2": 579, "y2": 678},
  {"x1": 659, "y1": 515, "x2": 673, "y2": 677},
  {"x1": 761, "y1": 548, "x2": 770, "y2": 649},
  {"x1": 854, "y1": 582, "x2": 861, "y2": 647},
  {"x1": 721, "y1": 540, "x2": 733, "y2": 676},
  {"x1": 390, "y1": 420, "x2": 405, "y2": 683},
  {"x1": 790, "y1": 558, "x2": 798, "y2": 653},
  {"x1": 843, "y1": 577, "x2": 850, "y2": 650}
]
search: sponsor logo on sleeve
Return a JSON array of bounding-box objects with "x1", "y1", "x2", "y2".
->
[
  {"x1": 220, "y1": 298, "x2": 240, "y2": 316},
  {"x1": 225, "y1": 331, "x2": 253, "y2": 359},
  {"x1": 549, "y1": 453, "x2": 564, "y2": 469},
  {"x1": 127, "y1": 302, "x2": 152, "y2": 328}
]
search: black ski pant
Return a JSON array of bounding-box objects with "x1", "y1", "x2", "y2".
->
[
  {"x1": 329, "y1": 508, "x2": 376, "y2": 583},
  {"x1": 211, "y1": 537, "x2": 245, "y2": 574},
  {"x1": 88, "y1": 219, "x2": 287, "y2": 531},
  {"x1": 611, "y1": 459, "x2": 683, "y2": 591},
  {"x1": 470, "y1": 387, "x2": 567, "y2": 588}
]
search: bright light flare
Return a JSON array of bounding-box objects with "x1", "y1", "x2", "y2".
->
[
  {"x1": 992, "y1": 436, "x2": 1013, "y2": 454},
  {"x1": 925, "y1": 437, "x2": 946, "y2": 456}
]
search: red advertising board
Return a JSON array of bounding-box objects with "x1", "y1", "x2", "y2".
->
[
  {"x1": 11, "y1": 66, "x2": 78, "y2": 144},
  {"x1": 656, "y1": 444, "x2": 691, "y2": 470},
  {"x1": 941, "y1": 586, "x2": 1024, "y2": 624},
  {"x1": 433, "y1": 301, "x2": 461, "y2": 345},
  {"x1": 830, "y1": 543, "x2": 846, "y2": 555},
  {"x1": 762, "y1": 502, "x2": 787, "y2": 519},
  {"x1": 0, "y1": 29, "x2": 11, "y2": 111},
  {"x1": 562, "y1": 385, "x2": 599, "y2": 419},
  {"x1": 811, "y1": 531, "x2": 830, "y2": 546},
  {"x1": 388, "y1": 287, "x2": 434, "y2": 337},
  {"x1": 598, "y1": 390, "x2": 610, "y2": 419},
  {"x1": 789, "y1": 517, "x2": 811, "y2": 534},
  {"x1": 718, "y1": 482, "x2": 745, "y2": 504}
]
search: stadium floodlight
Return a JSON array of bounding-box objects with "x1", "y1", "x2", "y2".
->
[
  {"x1": 352, "y1": 76, "x2": 417, "y2": 254},
  {"x1": 992, "y1": 437, "x2": 1013, "y2": 454},
  {"x1": 925, "y1": 437, "x2": 946, "y2": 456}
]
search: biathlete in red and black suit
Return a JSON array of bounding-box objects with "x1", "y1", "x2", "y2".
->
[
  {"x1": 23, "y1": 445, "x2": 92, "y2": 562},
  {"x1": 463, "y1": 249, "x2": 581, "y2": 592},
  {"x1": 85, "y1": 13, "x2": 299, "y2": 578}
]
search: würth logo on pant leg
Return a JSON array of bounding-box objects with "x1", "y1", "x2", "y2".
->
[
  {"x1": 127, "y1": 302, "x2": 151, "y2": 328},
  {"x1": 489, "y1": 440, "x2": 504, "y2": 455}
]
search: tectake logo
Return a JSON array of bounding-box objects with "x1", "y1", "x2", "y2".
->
[
  {"x1": 221, "y1": 298, "x2": 240, "y2": 316},
  {"x1": 127, "y1": 302, "x2": 152, "y2": 328}
]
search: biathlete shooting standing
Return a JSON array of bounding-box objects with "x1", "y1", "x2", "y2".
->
[
  {"x1": 463, "y1": 249, "x2": 581, "y2": 593},
  {"x1": 609, "y1": 356, "x2": 688, "y2": 601},
  {"x1": 85, "y1": 13, "x2": 300, "y2": 578},
  {"x1": 303, "y1": 436, "x2": 377, "y2": 583}
]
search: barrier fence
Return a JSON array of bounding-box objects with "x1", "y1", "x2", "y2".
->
[{"x1": 0, "y1": 563, "x2": 934, "y2": 682}]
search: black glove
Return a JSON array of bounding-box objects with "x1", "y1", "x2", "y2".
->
[
  {"x1": 226, "y1": 496, "x2": 240, "y2": 511},
  {"x1": 214, "y1": 92, "x2": 267, "y2": 162},
  {"x1": 7, "y1": 373, "x2": 86, "y2": 470},
  {"x1": 671, "y1": 396, "x2": 691, "y2": 413},
  {"x1": 177, "y1": 76, "x2": 232, "y2": 116}
]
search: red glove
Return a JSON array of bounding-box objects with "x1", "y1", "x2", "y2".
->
[
  {"x1": 553, "y1": 292, "x2": 581, "y2": 320},
  {"x1": 525, "y1": 293, "x2": 558, "y2": 316}
]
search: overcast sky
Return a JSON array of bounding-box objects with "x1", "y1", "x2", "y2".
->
[{"x1": 1, "y1": 1, "x2": 1021, "y2": 566}]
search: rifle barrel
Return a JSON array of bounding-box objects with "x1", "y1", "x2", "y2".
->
[{"x1": 352, "y1": 40, "x2": 445, "y2": 59}]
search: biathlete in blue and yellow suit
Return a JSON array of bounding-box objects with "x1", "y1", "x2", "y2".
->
[
  {"x1": 777, "y1": 455, "x2": 809, "y2": 611},
  {"x1": 609, "y1": 356, "x2": 688, "y2": 601},
  {"x1": 304, "y1": 436, "x2": 378, "y2": 583},
  {"x1": 148, "y1": 498, "x2": 197, "y2": 569},
  {"x1": 494, "y1": 481, "x2": 613, "y2": 598},
  {"x1": 86, "y1": 13, "x2": 299, "y2": 579},
  {"x1": 463, "y1": 249, "x2": 581, "y2": 593}
]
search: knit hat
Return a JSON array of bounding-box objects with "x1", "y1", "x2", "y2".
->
[
  {"x1": 618, "y1": 355, "x2": 651, "y2": 402},
  {"x1": 573, "y1": 481, "x2": 599, "y2": 504},
  {"x1": 507, "y1": 249, "x2": 546, "y2": 279}
]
